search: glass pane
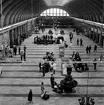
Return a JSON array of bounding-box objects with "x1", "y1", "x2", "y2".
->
[
  {"x1": 57, "y1": 8, "x2": 60, "y2": 13},
  {"x1": 44, "y1": 11, "x2": 47, "y2": 14},
  {"x1": 54, "y1": 8, "x2": 56, "y2": 14},
  {"x1": 47, "y1": 9, "x2": 50, "y2": 13},
  {"x1": 50, "y1": 9, "x2": 53, "y2": 14},
  {"x1": 60, "y1": 9, "x2": 63, "y2": 14},
  {"x1": 40, "y1": 8, "x2": 69, "y2": 16}
]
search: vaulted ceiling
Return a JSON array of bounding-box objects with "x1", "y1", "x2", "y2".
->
[
  {"x1": 43, "y1": 0, "x2": 72, "y2": 6},
  {"x1": 0, "y1": 0, "x2": 104, "y2": 27}
]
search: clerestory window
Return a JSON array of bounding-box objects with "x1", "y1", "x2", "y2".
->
[{"x1": 40, "y1": 8, "x2": 69, "y2": 16}]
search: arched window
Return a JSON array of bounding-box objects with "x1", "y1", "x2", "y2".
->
[{"x1": 40, "y1": 8, "x2": 69, "y2": 16}]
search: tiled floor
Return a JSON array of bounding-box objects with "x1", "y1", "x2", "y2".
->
[{"x1": 0, "y1": 28, "x2": 104, "y2": 105}]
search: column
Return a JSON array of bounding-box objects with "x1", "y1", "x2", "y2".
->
[{"x1": 9, "y1": 29, "x2": 14, "y2": 48}]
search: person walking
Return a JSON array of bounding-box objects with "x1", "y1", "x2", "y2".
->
[
  {"x1": 41, "y1": 82, "x2": 45, "y2": 94},
  {"x1": 28, "y1": 89, "x2": 33, "y2": 103},
  {"x1": 50, "y1": 74, "x2": 55, "y2": 88},
  {"x1": 93, "y1": 58, "x2": 97, "y2": 71}
]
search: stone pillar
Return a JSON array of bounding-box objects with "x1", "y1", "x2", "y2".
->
[
  {"x1": 14, "y1": 28, "x2": 18, "y2": 45},
  {"x1": 17, "y1": 27, "x2": 20, "y2": 45},
  {"x1": 9, "y1": 29, "x2": 14, "y2": 48}
]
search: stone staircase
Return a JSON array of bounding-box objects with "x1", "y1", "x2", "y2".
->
[{"x1": 0, "y1": 28, "x2": 104, "y2": 105}]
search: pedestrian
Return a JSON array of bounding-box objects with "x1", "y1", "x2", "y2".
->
[
  {"x1": 20, "y1": 50, "x2": 24, "y2": 61},
  {"x1": 77, "y1": 38, "x2": 79, "y2": 45},
  {"x1": 42, "y1": 64, "x2": 45, "y2": 77},
  {"x1": 69, "y1": 32, "x2": 73, "y2": 43},
  {"x1": 18, "y1": 46, "x2": 21, "y2": 55},
  {"x1": 39, "y1": 62, "x2": 42, "y2": 72},
  {"x1": 28, "y1": 89, "x2": 33, "y2": 103},
  {"x1": 14, "y1": 45, "x2": 17, "y2": 56},
  {"x1": 86, "y1": 46, "x2": 88, "y2": 54},
  {"x1": 94, "y1": 45, "x2": 97, "y2": 52},
  {"x1": 80, "y1": 38, "x2": 83, "y2": 46},
  {"x1": 93, "y1": 58, "x2": 97, "y2": 71},
  {"x1": 24, "y1": 51, "x2": 26, "y2": 61},
  {"x1": 24, "y1": 45, "x2": 26, "y2": 53},
  {"x1": 89, "y1": 45, "x2": 91, "y2": 53},
  {"x1": 41, "y1": 82, "x2": 45, "y2": 94},
  {"x1": 13, "y1": 45, "x2": 17, "y2": 55},
  {"x1": 50, "y1": 74, "x2": 55, "y2": 88},
  {"x1": 52, "y1": 62, "x2": 56, "y2": 74}
]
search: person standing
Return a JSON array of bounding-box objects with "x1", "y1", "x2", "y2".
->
[
  {"x1": 41, "y1": 82, "x2": 45, "y2": 94},
  {"x1": 50, "y1": 74, "x2": 55, "y2": 88},
  {"x1": 24, "y1": 51, "x2": 26, "y2": 61},
  {"x1": 24, "y1": 45, "x2": 26, "y2": 53},
  {"x1": 89, "y1": 45, "x2": 91, "y2": 54},
  {"x1": 93, "y1": 58, "x2": 97, "y2": 71},
  {"x1": 14, "y1": 45, "x2": 17, "y2": 56},
  {"x1": 20, "y1": 50, "x2": 24, "y2": 61},
  {"x1": 52, "y1": 62, "x2": 56, "y2": 74},
  {"x1": 77, "y1": 38, "x2": 79, "y2": 45},
  {"x1": 28, "y1": 89, "x2": 33, "y2": 103},
  {"x1": 15, "y1": 45, "x2": 17, "y2": 56},
  {"x1": 94, "y1": 45, "x2": 97, "y2": 52},
  {"x1": 39, "y1": 62, "x2": 42, "y2": 72},
  {"x1": 80, "y1": 38, "x2": 83, "y2": 46},
  {"x1": 86, "y1": 46, "x2": 89, "y2": 54},
  {"x1": 42, "y1": 64, "x2": 45, "y2": 77}
]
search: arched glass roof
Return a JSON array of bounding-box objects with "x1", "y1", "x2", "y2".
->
[{"x1": 40, "y1": 8, "x2": 69, "y2": 16}]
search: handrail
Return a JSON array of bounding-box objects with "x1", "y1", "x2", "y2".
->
[
  {"x1": 0, "y1": 17, "x2": 37, "y2": 34},
  {"x1": 71, "y1": 16, "x2": 104, "y2": 28}
]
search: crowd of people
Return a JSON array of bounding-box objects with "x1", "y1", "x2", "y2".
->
[
  {"x1": 71, "y1": 51, "x2": 89, "y2": 72},
  {"x1": 4, "y1": 45, "x2": 27, "y2": 61},
  {"x1": 34, "y1": 35, "x2": 54, "y2": 45},
  {"x1": 39, "y1": 52, "x2": 56, "y2": 76}
]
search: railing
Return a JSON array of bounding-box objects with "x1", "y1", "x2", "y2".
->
[
  {"x1": 71, "y1": 16, "x2": 104, "y2": 28},
  {"x1": 0, "y1": 17, "x2": 37, "y2": 34}
]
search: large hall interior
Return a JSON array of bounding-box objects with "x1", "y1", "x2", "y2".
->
[{"x1": 0, "y1": 0, "x2": 104, "y2": 105}]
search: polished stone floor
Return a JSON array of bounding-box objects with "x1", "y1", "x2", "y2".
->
[{"x1": 0, "y1": 28, "x2": 104, "y2": 105}]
